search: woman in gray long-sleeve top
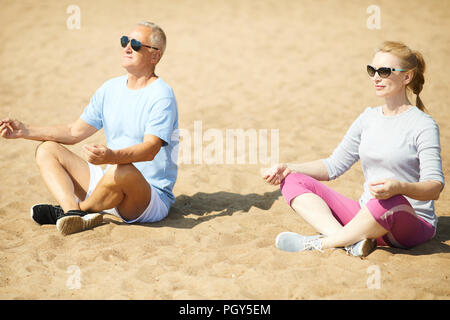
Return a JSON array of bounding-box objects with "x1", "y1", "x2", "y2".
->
[{"x1": 263, "y1": 41, "x2": 445, "y2": 257}]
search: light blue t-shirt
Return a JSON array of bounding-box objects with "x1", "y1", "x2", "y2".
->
[{"x1": 81, "y1": 75, "x2": 179, "y2": 210}]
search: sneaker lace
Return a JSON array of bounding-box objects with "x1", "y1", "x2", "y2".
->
[
  {"x1": 54, "y1": 206, "x2": 66, "y2": 220},
  {"x1": 344, "y1": 246, "x2": 353, "y2": 255},
  {"x1": 344, "y1": 239, "x2": 370, "y2": 256},
  {"x1": 304, "y1": 238, "x2": 323, "y2": 252}
]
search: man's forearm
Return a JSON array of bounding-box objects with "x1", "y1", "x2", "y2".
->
[
  {"x1": 23, "y1": 124, "x2": 79, "y2": 145},
  {"x1": 110, "y1": 141, "x2": 161, "y2": 164}
]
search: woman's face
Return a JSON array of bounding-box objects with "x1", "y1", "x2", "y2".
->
[{"x1": 369, "y1": 51, "x2": 412, "y2": 98}]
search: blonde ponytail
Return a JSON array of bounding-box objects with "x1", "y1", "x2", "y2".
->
[
  {"x1": 376, "y1": 41, "x2": 427, "y2": 112},
  {"x1": 410, "y1": 50, "x2": 426, "y2": 112}
]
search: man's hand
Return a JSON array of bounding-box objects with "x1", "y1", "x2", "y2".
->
[
  {"x1": 369, "y1": 179, "x2": 402, "y2": 200},
  {"x1": 262, "y1": 163, "x2": 291, "y2": 185},
  {"x1": 82, "y1": 144, "x2": 115, "y2": 165},
  {"x1": 0, "y1": 118, "x2": 27, "y2": 139}
]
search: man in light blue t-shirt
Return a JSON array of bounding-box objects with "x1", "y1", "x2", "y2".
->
[{"x1": 0, "y1": 21, "x2": 178, "y2": 235}]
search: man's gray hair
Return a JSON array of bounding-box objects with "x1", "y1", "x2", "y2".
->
[{"x1": 137, "y1": 21, "x2": 167, "y2": 56}]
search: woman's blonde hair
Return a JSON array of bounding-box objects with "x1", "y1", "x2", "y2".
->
[{"x1": 376, "y1": 41, "x2": 427, "y2": 112}]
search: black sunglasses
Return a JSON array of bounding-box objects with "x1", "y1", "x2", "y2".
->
[
  {"x1": 120, "y1": 36, "x2": 159, "y2": 52},
  {"x1": 367, "y1": 65, "x2": 407, "y2": 78}
]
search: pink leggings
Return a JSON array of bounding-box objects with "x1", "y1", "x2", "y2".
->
[{"x1": 280, "y1": 173, "x2": 436, "y2": 248}]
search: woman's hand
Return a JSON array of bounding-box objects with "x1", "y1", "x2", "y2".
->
[
  {"x1": 369, "y1": 179, "x2": 402, "y2": 200},
  {"x1": 262, "y1": 163, "x2": 291, "y2": 185}
]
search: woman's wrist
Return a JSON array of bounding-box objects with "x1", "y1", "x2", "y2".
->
[
  {"x1": 394, "y1": 180, "x2": 404, "y2": 196},
  {"x1": 284, "y1": 163, "x2": 294, "y2": 173}
]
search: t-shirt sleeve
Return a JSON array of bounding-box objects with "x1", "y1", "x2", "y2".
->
[
  {"x1": 416, "y1": 120, "x2": 445, "y2": 187},
  {"x1": 322, "y1": 109, "x2": 367, "y2": 180},
  {"x1": 144, "y1": 97, "x2": 177, "y2": 146},
  {"x1": 80, "y1": 85, "x2": 105, "y2": 130}
]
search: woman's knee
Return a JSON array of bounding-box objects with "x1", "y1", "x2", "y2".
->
[
  {"x1": 367, "y1": 195, "x2": 410, "y2": 216},
  {"x1": 366, "y1": 195, "x2": 411, "y2": 226},
  {"x1": 280, "y1": 173, "x2": 320, "y2": 206},
  {"x1": 281, "y1": 172, "x2": 316, "y2": 192}
]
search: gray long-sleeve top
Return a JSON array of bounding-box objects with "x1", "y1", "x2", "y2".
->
[{"x1": 322, "y1": 106, "x2": 445, "y2": 228}]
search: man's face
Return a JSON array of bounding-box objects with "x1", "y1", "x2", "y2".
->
[{"x1": 121, "y1": 26, "x2": 158, "y2": 70}]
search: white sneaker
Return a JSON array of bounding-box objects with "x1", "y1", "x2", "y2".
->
[
  {"x1": 275, "y1": 232, "x2": 323, "y2": 252},
  {"x1": 344, "y1": 239, "x2": 377, "y2": 257},
  {"x1": 56, "y1": 212, "x2": 103, "y2": 236}
]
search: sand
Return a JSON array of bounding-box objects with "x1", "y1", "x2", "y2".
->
[{"x1": 0, "y1": 0, "x2": 449, "y2": 299}]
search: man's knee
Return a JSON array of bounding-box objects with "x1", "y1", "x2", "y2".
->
[
  {"x1": 35, "y1": 141, "x2": 61, "y2": 163},
  {"x1": 106, "y1": 163, "x2": 140, "y2": 184}
]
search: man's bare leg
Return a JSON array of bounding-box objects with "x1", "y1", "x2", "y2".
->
[
  {"x1": 35, "y1": 141, "x2": 90, "y2": 212},
  {"x1": 35, "y1": 142, "x2": 151, "y2": 234},
  {"x1": 57, "y1": 164, "x2": 151, "y2": 235},
  {"x1": 33, "y1": 141, "x2": 105, "y2": 234},
  {"x1": 79, "y1": 164, "x2": 151, "y2": 221}
]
